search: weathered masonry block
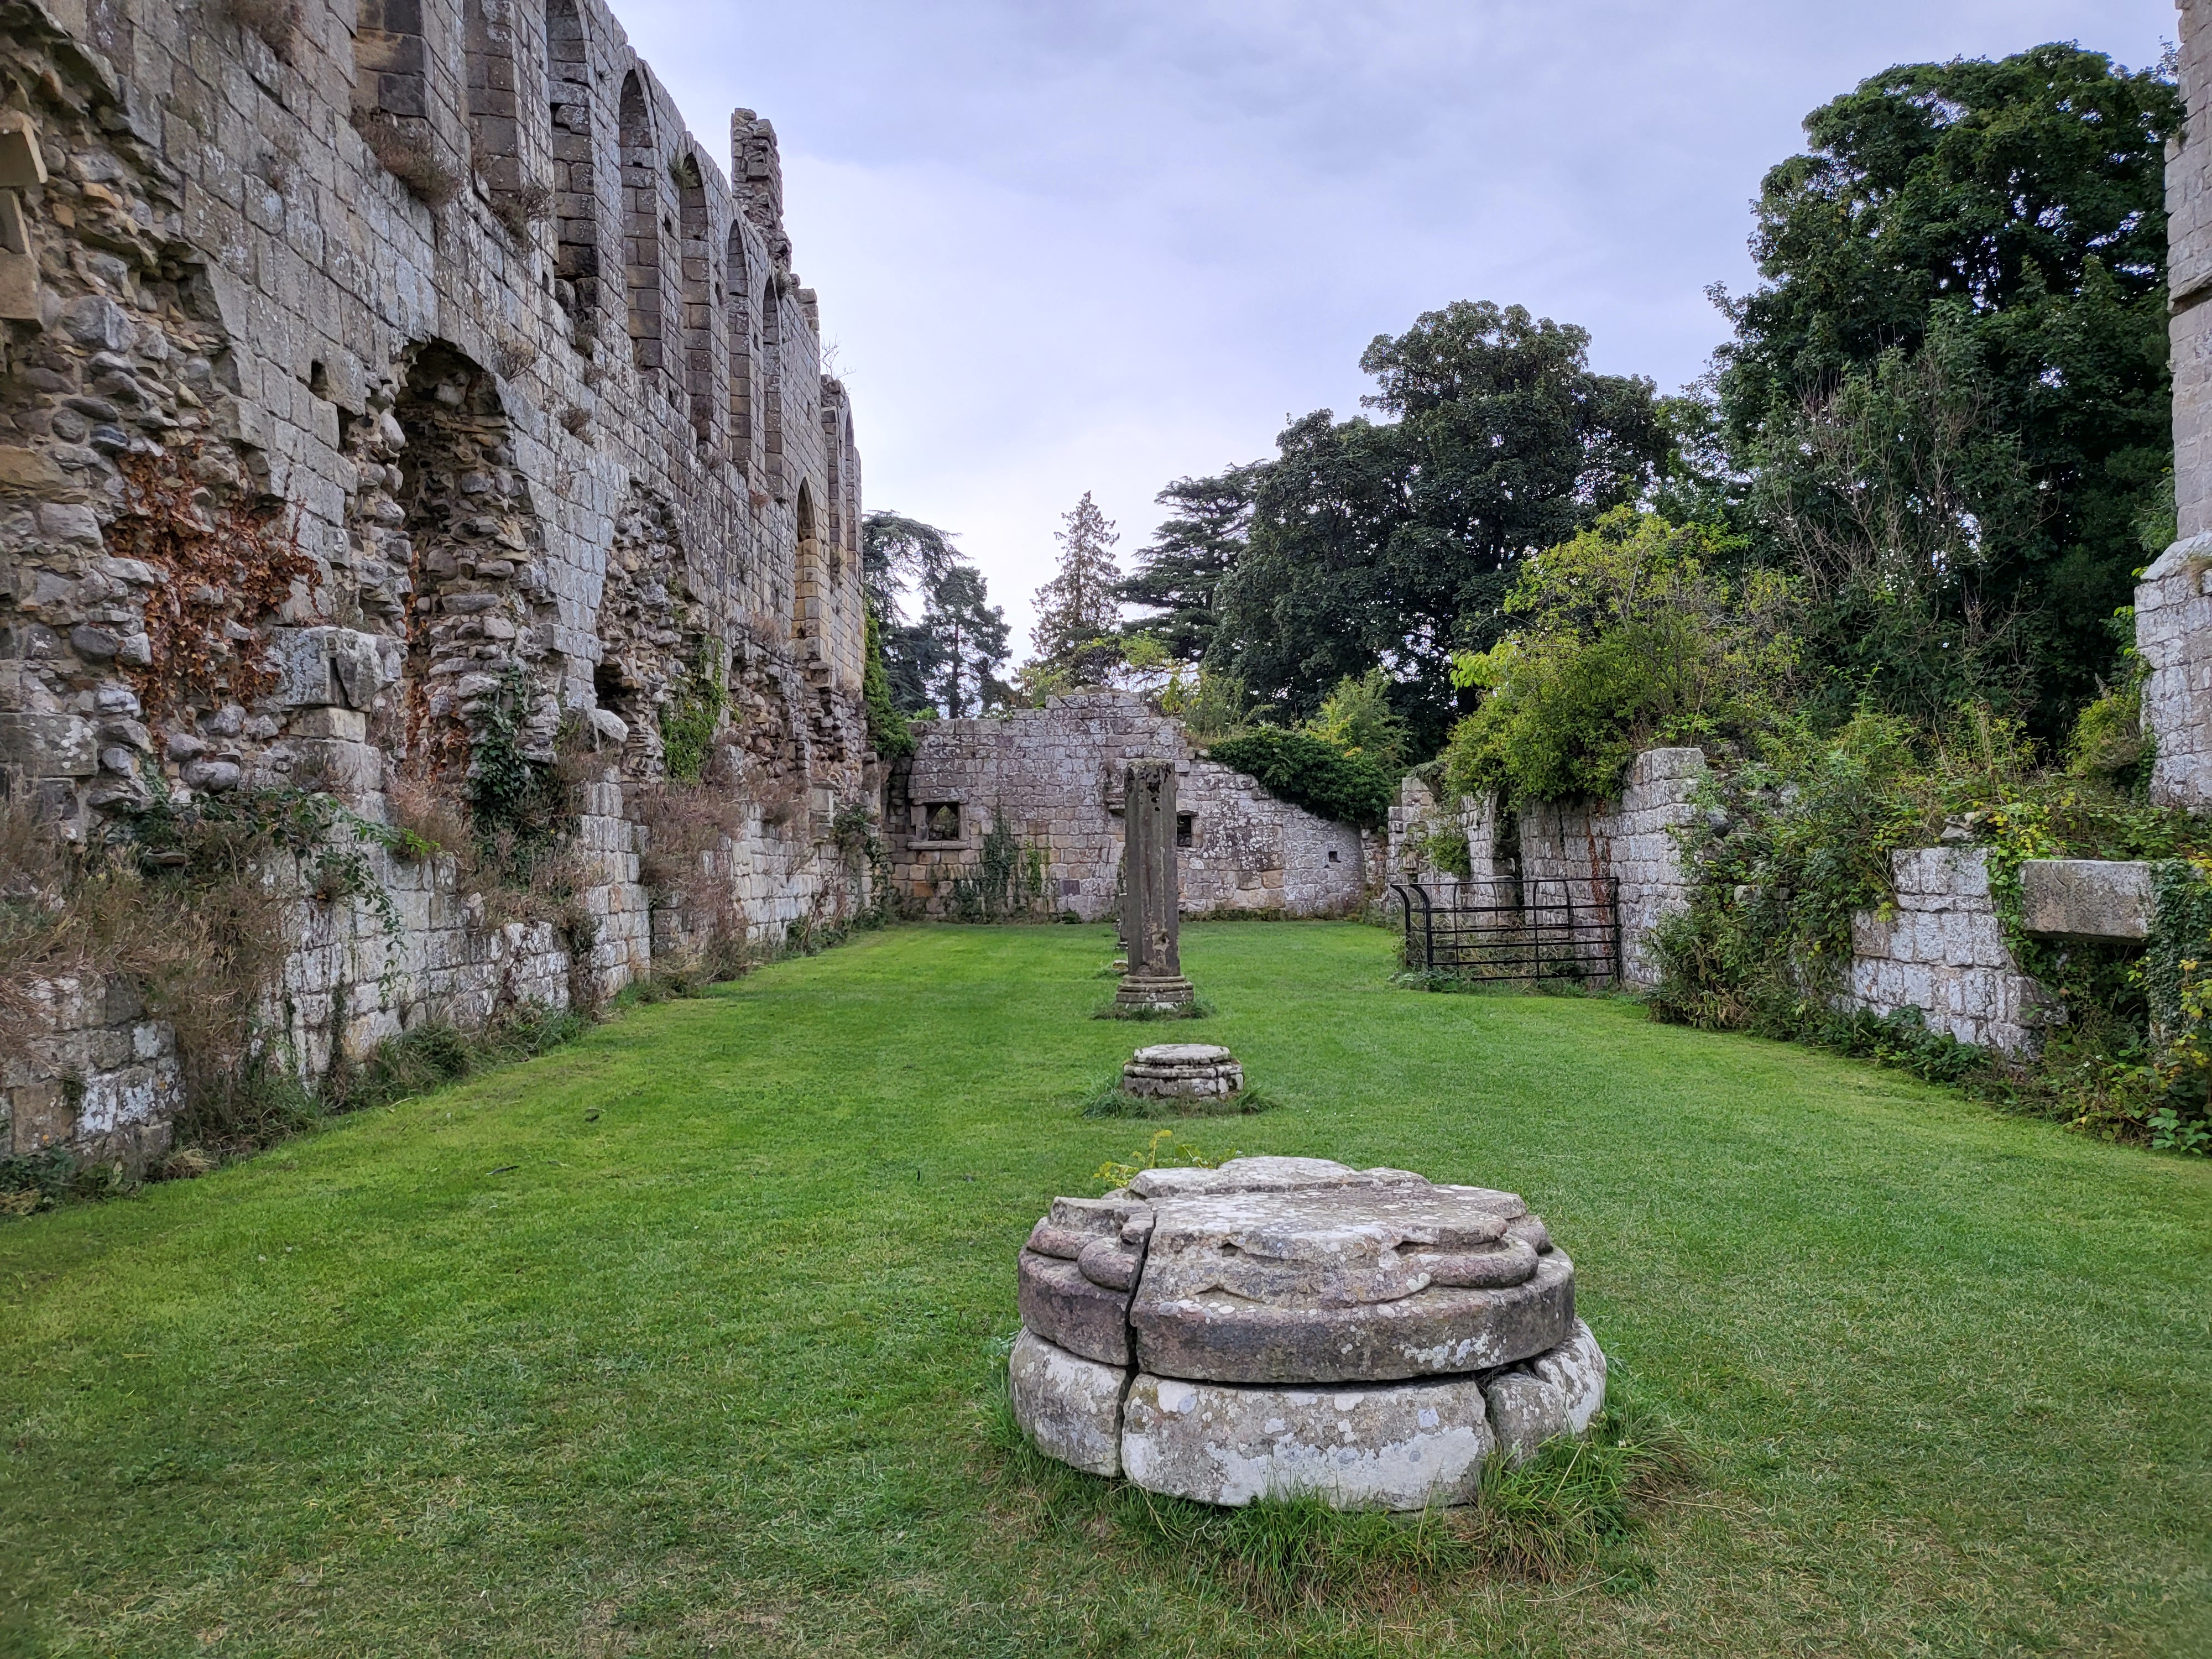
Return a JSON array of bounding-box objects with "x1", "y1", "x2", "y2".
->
[
  {"x1": 1846, "y1": 848, "x2": 2043, "y2": 1055},
  {"x1": 0, "y1": 0, "x2": 878, "y2": 1162},
  {"x1": 2141, "y1": 0, "x2": 2212, "y2": 805}
]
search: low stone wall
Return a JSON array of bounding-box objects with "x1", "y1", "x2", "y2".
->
[
  {"x1": 1386, "y1": 748, "x2": 1704, "y2": 989},
  {"x1": 1846, "y1": 848, "x2": 2043, "y2": 1055},
  {"x1": 893, "y1": 691, "x2": 1368, "y2": 921},
  {"x1": 1, "y1": 975, "x2": 181, "y2": 1166}
]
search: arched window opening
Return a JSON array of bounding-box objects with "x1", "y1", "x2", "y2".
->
[
  {"x1": 792, "y1": 482, "x2": 821, "y2": 655},
  {"x1": 465, "y1": 0, "x2": 525, "y2": 207},
  {"x1": 618, "y1": 72, "x2": 664, "y2": 377},
  {"x1": 545, "y1": 0, "x2": 600, "y2": 336},
  {"x1": 726, "y1": 227, "x2": 753, "y2": 478},
  {"x1": 675, "y1": 153, "x2": 713, "y2": 443},
  {"x1": 761, "y1": 277, "x2": 784, "y2": 498},
  {"x1": 821, "y1": 403, "x2": 844, "y2": 583}
]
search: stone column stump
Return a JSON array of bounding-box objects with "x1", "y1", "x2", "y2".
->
[{"x1": 1116, "y1": 758, "x2": 1194, "y2": 1011}]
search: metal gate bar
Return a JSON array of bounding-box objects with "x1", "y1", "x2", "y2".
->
[{"x1": 1389, "y1": 878, "x2": 1621, "y2": 988}]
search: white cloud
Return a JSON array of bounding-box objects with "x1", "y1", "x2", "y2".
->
[{"x1": 616, "y1": 0, "x2": 2175, "y2": 654}]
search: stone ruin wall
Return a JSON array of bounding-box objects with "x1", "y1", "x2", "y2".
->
[
  {"x1": 2141, "y1": 0, "x2": 2212, "y2": 805},
  {"x1": 1844, "y1": 848, "x2": 2044, "y2": 1053},
  {"x1": 1386, "y1": 748, "x2": 1705, "y2": 990},
  {"x1": 892, "y1": 691, "x2": 1370, "y2": 922},
  {"x1": 0, "y1": 0, "x2": 879, "y2": 1164}
]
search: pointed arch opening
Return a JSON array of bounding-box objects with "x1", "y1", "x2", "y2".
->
[
  {"x1": 618, "y1": 72, "x2": 664, "y2": 377},
  {"x1": 726, "y1": 227, "x2": 754, "y2": 478},
  {"x1": 675, "y1": 153, "x2": 713, "y2": 442},
  {"x1": 546, "y1": 0, "x2": 601, "y2": 337}
]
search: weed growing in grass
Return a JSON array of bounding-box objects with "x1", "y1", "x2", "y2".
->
[
  {"x1": 1078, "y1": 1082, "x2": 1275, "y2": 1120},
  {"x1": 1094, "y1": 1126, "x2": 1239, "y2": 1188}
]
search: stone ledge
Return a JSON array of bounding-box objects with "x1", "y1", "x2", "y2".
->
[{"x1": 2018, "y1": 859, "x2": 2155, "y2": 942}]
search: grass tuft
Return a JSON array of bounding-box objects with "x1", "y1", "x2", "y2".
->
[
  {"x1": 1078, "y1": 1082, "x2": 1276, "y2": 1119},
  {"x1": 1091, "y1": 995, "x2": 1217, "y2": 1021}
]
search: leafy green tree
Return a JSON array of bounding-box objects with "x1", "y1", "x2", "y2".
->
[
  {"x1": 1306, "y1": 669, "x2": 1408, "y2": 771},
  {"x1": 1211, "y1": 301, "x2": 1668, "y2": 750},
  {"x1": 1119, "y1": 466, "x2": 1260, "y2": 665},
  {"x1": 1714, "y1": 42, "x2": 2180, "y2": 734},
  {"x1": 1030, "y1": 492, "x2": 1123, "y2": 668},
  {"x1": 1442, "y1": 510, "x2": 1794, "y2": 804}
]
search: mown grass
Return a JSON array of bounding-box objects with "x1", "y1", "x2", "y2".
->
[{"x1": 1, "y1": 922, "x2": 2208, "y2": 1656}]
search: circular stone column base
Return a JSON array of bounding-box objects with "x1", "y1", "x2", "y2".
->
[
  {"x1": 1121, "y1": 1043, "x2": 1244, "y2": 1099},
  {"x1": 1121, "y1": 1371, "x2": 1496, "y2": 1511},
  {"x1": 1115, "y1": 974, "x2": 1195, "y2": 1011}
]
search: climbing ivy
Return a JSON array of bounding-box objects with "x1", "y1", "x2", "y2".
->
[
  {"x1": 948, "y1": 810, "x2": 1048, "y2": 923},
  {"x1": 660, "y1": 640, "x2": 728, "y2": 785}
]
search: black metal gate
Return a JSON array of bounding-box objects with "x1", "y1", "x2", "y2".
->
[{"x1": 1389, "y1": 878, "x2": 1622, "y2": 988}]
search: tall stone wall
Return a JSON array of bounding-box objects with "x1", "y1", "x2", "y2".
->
[
  {"x1": 0, "y1": 0, "x2": 879, "y2": 1164},
  {"x1": 893, "y1": 691, "x2": 1369, "y2": 921},
  {"x1": 2140, "y1": 0, "x2": 2212, "y2": 805}
]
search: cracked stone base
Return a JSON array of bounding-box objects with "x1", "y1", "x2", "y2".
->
[
  {"x1": 1122, "y1": 1371, "x2": 1496, "y2": 1511},
  {"x1": 1009, "y1": 1329, "x2": 1126, "y2": 1477},
  {"x1": 1010, "y1": 1320, "x2": 1609, "y2": 1510}
]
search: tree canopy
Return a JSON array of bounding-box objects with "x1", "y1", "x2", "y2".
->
[
  {"x1": 1714, "y1": 41, "x2": 2180, "y2": 734},
  {"x1": 1207, "y1": 301, "x2": 1668, "y2": 750}
]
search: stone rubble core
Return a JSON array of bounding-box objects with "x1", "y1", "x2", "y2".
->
[
  {"x1": 1120, "y1": 1043, "x2": 1244, "y2": 1100},
  {"x1": 1008, "y1": 1155, "x2": 1606, "y2": 1510}
]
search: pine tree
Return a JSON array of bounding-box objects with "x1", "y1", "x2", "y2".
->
[{"x1": 1030, "y1": 492, "x2": 1121, "y2": 667}]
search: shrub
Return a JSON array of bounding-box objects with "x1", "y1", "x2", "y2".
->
[
  {"x1": 863, "y1": 609, "x2": 915, "y2": 761},
  {"x1": 1204, "y1": 729, "x2": 1395, "y2": 827},
  {"x1": 1306, "y1": 669, "x2": 1408, "y2": 770},
  {"x1": 659, "y1": 642, "x2": 727, "y2": 784},
  {"x1": 1442, "y1": 509, "x2": 1791, "y2": 805}
]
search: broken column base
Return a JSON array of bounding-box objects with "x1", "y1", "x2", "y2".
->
[
  {"x1": 1009, "y1": 1321, "x2": 1608, "y2": 1510},
  {"x1": 1121, "y1": 1042, "x2": 1243, "y2": 1099},
  {"x1": 1115, "y1": 974, "x2": 1195, "y2": 1013}
]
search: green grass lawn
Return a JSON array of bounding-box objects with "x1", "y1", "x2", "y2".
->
[{"x1": 3, "y1": 922, "x2": 2208, "y2": 1657}]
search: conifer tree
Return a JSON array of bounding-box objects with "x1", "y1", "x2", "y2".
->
[{"x1": 1030, "y1": 492, "x2": 1121, "y2": 667}]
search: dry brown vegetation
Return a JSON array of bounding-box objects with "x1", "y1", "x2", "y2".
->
[
  {"x1": 225, "y1": 0, "x2": 300, "y2": 58},
  {"x1": 353, "y1": 113, "x2": 462, "y2": 210},
  {"x1": 0, "y1": 795, "x2": 294, "y2": 1146}
]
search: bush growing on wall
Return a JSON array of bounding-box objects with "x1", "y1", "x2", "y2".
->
[
  {"x1": 1203, "y1": 729, "x2": 1396, "y2": 828},
  {"x1": 1441, "y1": 510, "x2": 1793, "y2": 805},
  {"x1": 1646, "y1": 704, "x2": 2212, "y2": 1151}
]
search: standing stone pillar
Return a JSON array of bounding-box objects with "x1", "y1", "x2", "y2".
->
[{"x1": 1117, "y1": 759, "x2": 1194, "y2": 1011}]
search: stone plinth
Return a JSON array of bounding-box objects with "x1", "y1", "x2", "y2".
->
[
  {"x1": 1008, "y1": 1156, "x2": 1606, "y2": 1510},
  {"x1": 1118, "y1": 759, "x2": 1195, "y2": 1010},
  {"x1": 1121, "y1": 1044, "x2": 1244, "y2": 1100}
]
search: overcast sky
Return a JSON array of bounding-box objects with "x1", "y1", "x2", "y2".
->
[{"x1": 615, "y1": 1, "x2": 2176, "y2": 660}]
